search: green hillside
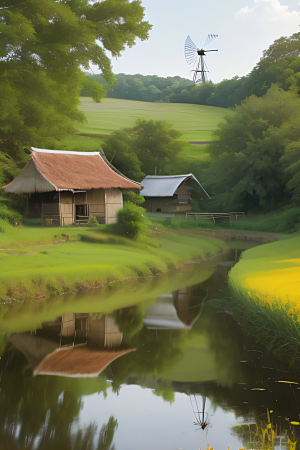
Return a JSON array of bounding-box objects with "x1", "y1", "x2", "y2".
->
[{"x1": 77, "y1": 97, "x2": 229, "y2": 142}]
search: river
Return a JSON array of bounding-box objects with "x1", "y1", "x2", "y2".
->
[{"x1": 0, "y1": 241, "x2": 299, "y2": 450}]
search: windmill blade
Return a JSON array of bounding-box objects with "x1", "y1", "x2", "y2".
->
[
  {"x1": 203, "y1": 34, "x2": 218, "y2": 48},
  {"x1": 185, "y1": 35, "x2": 198, "y2": 65}
]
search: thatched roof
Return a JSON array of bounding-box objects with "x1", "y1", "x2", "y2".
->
[
  {"x1": 140, "y1": 174, "x2": 210, "y2": 198},
  {"x1": 3, "y1": 148, "x2": 141, "y2": 194},
  {"x1": 34, "y1": 346, "x2": 136, "y2": 378}
]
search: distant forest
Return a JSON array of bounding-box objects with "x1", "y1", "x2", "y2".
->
[
  {"x1": 81, "y1": 73, "x2": 194, "y2": 103},
  {"x1": 81, "y1": 33, "x2": 300, "y2": 108}
]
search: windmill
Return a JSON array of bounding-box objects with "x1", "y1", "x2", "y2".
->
[{"x1": 184, "y1": 34, "x2": 218, "y2": 83}]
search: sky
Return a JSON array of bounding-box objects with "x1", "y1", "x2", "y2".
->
[{"x1": 90, "y1": 0, "x2": 300, "y2": 83}]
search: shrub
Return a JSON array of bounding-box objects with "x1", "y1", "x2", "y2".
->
[
  {"x1": 123, "y1": 191, "x2": 145, "y2": 205},
  {"x1": 88, "y1": 216, "x2": 98, "y2": 226},
  {"x1": 116, "y1": 202, "x2": 147, "y2": 238},
  {"x1": 0, "y1": 204, "x2": 22, "y2": 225}
]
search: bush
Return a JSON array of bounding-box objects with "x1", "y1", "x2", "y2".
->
[
  {"x1": 0, "y1": 204, "x2": 22, "y2": 225},
  {"x1": 116, "y1": 202, "x2": 147, "y2": 238},
  {"x1": 123, "y1": 191, "x2": 145, "y2": 205},
  {"x1": 88, "y1": 216, "x2": 98, "y2": 226}
]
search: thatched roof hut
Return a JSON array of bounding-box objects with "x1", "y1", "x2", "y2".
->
[{"x1": 3, "y1": 148, "x2": 141, "y2": 225}]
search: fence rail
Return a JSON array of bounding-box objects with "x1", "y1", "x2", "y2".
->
[{"x1": 186, "y1": 212, "x2": 245, "y2": 223}]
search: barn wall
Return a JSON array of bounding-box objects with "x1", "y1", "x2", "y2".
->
[
  {"x1": 105, "y1": 189, "x2": 123, "y2": 224},
  {"x1": 176, "y1": 183, "x2": 193, "y2": 199},
  {"x1": 144, "y1": 197, "x2": 191, "y2": 213}
]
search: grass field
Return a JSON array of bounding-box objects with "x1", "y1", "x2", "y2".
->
[
  {"x1": 0, "y1": 221, "x2": 225, "y2": 302},
  {"x1": 77, "y1": 97, "x2": 229, "y2": 142}
]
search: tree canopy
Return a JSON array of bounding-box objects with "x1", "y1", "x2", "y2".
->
[
  {"x1": 102, "y1": 119, "x2": 185, "y2": 180},
  {"x1": 202, "y1": 85, "x2": 300, "y2": 212},
  {"x1": 0, "y1": 0, "x2": 151, "y2": 151},
  {"x1": 81, "y1": 72, "x2": 193, "y2": 102}
]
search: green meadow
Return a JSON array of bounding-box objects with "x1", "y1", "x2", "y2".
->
[
  {"x1": 0, "y1": 220, "x2": 225, "y2": 302},
  {"x1": 77, "y1": 97, "x2": 229, "y2": 142}
]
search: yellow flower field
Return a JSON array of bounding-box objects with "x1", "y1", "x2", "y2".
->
[{"x1": 229, "y1": 235, "x2": 300, "y2": 316}]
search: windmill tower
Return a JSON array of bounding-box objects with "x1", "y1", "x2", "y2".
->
[{"x1": 184, "y1": 34, "x2": 218, "y2": 83}]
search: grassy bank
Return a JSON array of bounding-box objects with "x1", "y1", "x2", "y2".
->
[
  {"x1": 228, "y1": 235, "x2": 300, "y2": 364},
  {"x1": 151, "y1": 207, "x2": 300, "y2": 234},
  {"x1": 0, "y1": 220, "x2": 226, "y2": 302},
  {"x1": 77, "y1": 97, "x2": 229, "y2": 142}
]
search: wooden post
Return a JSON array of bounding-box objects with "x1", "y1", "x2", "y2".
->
[
  {"x1": 59, "y1": 191, "x2": 61, "y2": 226},
  {"x1": 73, "y1": 194, "x2": 76, "y2": 224}
]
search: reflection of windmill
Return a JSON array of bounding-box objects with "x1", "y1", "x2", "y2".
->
[
  {"x1": 190, "y1": 395, "x2": 211, "y2": 433},
  {"x1": 184, "y1": 34, "x2": 218, "y2": 83}
]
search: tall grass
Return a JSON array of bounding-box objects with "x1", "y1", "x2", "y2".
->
[
  {"x1": 228, "y1": 235, "x2": 300, "y2": 366},
  {"x1": 226, "y1": 287, "x2": 300, "y2": 366}
]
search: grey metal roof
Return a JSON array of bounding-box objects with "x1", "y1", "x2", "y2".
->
[{"x1": 140, "y1": 174, "x2": 210, "y2": 198}]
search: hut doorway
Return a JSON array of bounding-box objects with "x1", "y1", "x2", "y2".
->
[{"x1": 75, "y1": 204, "x2": 89, "y2": 223}]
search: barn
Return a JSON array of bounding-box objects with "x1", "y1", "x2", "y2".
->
[
  {"x1": 3, "y1": 148, "x2": 141, "y2": 225},
  {"x1": 140, "y1": 174, "x2": 210, "y2": 213}
]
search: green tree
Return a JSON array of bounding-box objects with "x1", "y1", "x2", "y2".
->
[
  {"x1": 281, "y1": 141, "x2": 300, "y2": 204},
  {"x1": 204, "y1": 85, "x2": 300, "y2": 211},
  {"x1": 102, "y1": 130, "x2": 144, "y2": 180},
  {"x1": 102, "y1": 119, "x2": 185, "y2": 178},
  {"x1": 0, "y1": 0, "x2": 151, "y2": 153},
  {"x1": 132, "y1": 119, "x2": 183, "y2": 175}
]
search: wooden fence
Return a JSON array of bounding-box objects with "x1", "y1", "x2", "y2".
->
[{"x1": 186, "y1": 212, "x2": 245, "y2": 223}]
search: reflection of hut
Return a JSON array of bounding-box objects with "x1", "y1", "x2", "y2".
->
[
  {"x1": 143, "y1": 291, "x2": 200, "y2": 330},
  {"x1": 55, "y1": 312, "x2": 124, "y2": 348},
  {"x1": 3, "y1": 148, "x2": 141, "y2": 225},
  {"x1": 34, "y1": 347, "x2": 134, "y2": 378},
  {"x1": 173, "y1": 287, "x2": 198, "y2": 325},
  {"x1": 10, "y1": 313, "x2": 135, "y2": 378},
  {"x1": 140, "y1": 174, "x2": 210, "y2": 213}
]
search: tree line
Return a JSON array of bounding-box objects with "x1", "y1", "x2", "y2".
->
[
  {"x1": 81, "y1": 73, "x2": 193, "y2": 102},
  {"x1": 81, "y1": 32, "x2": 300, "y2": 108}
]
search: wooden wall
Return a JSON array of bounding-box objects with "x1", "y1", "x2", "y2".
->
[
  {"x1": 105, "y1": 188, "x2": 123, "y2": 224},
  {"x1": 60, "y1": 191, "x2": 73, "y2": 225},
  {"x1": 50, "y1": 188, "x2": 122, "y2": 226},
  {"x1": 87, "y1": 189, "x2": 105, "y2": 221},
  {"x1": 176, "y1": 183, "x2": 193, "y2": 199}
]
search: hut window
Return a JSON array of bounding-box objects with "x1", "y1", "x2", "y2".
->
[{"x1": 42, "y1": 191, "x2": 58, "y2": 203}]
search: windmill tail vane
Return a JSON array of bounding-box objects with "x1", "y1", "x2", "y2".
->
[{"x1": 184, "y1": 34, "x2": 218, "y2": 83}]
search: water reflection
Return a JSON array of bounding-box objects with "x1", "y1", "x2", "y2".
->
[
  {"x1": 190, "y1": 395, "x2": 211, "y2": 433},
  {"x1": 11, "y1": 313, "x2": 135, "y2": 378},
  {"x1": 1, "y1": 244, "x2": 300, "y2": 449}
]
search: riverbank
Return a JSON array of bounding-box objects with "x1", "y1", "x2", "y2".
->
[
  {"x1": 228, "y1": 234, "x2": 300, "y2": 364},
  {"x1": 0, "y1": 221, "x2": 226, "y2": 301}
]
